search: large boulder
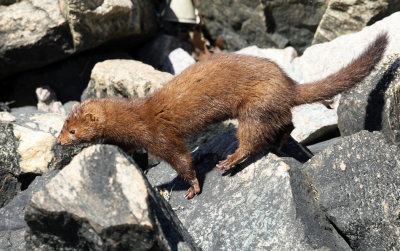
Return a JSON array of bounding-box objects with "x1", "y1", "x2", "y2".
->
[
  {"x1": 81, "y1": 59, "x2": 173, "y2": 100},
  {"x1": 313, "y1": 0, "x2": 400, "y2": 44},
  {"x1": 146, "y1": 131, "x2": 349, "y2": 250},
  {"x1": 0, "y1": 120, "x2": 19, "y2": 208},
  {"x1": 0, "y1": 0, "x2": 73, "y2": 78},
  {"x1": 0, "y1": 110, "x2": 86, "y2": 207},
  {"x1": 302, "y1": 130, "x2": 400, "y2": 249},
  {"x1": 338, "y1": 54, "x2": 400, "y2": 145},
  {"x1": 25, "y1": 145, "x2": 199, "y2": 250},
  {"x1": 0, "y1": 0, "x2": 157, "y2": 78},
  {"x1": 58, "y1": 0, "x2": 157, "y2": 52},
  {"x1": 291, "y1": 12, "x2": 400, "y2": 84},
  {"x1": 195, "y1": 0, "x2": 327, "y2": 53}
]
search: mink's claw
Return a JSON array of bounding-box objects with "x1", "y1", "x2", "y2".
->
[{"x1": 185, "y1": 187, "x2": 196, "y2": 200}]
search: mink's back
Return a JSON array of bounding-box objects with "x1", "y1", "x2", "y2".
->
[{"x1": 143, "y1": 53, "x2": 297, "y2": 137}]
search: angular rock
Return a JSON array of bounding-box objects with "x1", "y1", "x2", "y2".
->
[
  {"x1": 338, "y1": 54, "x2": 400, "y2": 145},
  {"x1": 11, "y1": 111, "x2": 65, "y2": 173},
  {"x1": 0, "y1": 110, "x2": 87, "y2": 206},
  {"x1": 303, "y1": 130, "x2": 400, "y2": 249},
  {"x1": 313, "y1": 0, "x2": 400, "y2": 44},
  {"x1": 0, "y1": 0, "x2": 156, "y2": 79},
  {"x1": 0, "y1": 121, "x2": 19, "y2": 208},
  {"x1": 81, "y1": 59, "x2": 173, "y2": 100},
  {"x1": 25, "y1": 145, "x2": 199, "y2": 250},
  {"x1": 291, "y1": 12, "x2": 400, "y2": 84},
  {"x1": 0, "y1": 170, "x2": 58, "y2": 251},
  {"x1": 0, "y1": 0, "x2": 73, "y2": 78},
  {"x1": 162, "y1": 48, "x2": 196, "y2": 76},
  {"x1": 0, "y1": 229, "x2": 25, "y2": 251},
  {"x1": 291, "y1": 103, "x2": 338, "y2": 145},
  {"x1": 195, "y1": 0, "x2": 326, "y2": 53},
  {"x1": 146, "y1": 132, "x2": 349, "y2": 250},
  {"x1": 306, "y1": 137, "x2": 341, "y2": 155},
  {"x1": 59, "y1": 0, "x2": 157, "y2": 52}
]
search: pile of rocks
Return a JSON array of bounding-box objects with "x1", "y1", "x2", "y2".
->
[{"x1": 1, "y1": 0, "x2": 400, "y2": 250}]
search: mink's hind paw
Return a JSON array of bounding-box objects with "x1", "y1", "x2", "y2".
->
[
  {"x1": 216, "y1": 155, "x2": 234, "y2": 170},
  {"x1": 185, "y1": 187, "x2": 196, "y2": 199}
]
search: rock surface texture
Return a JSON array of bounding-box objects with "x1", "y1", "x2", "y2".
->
[
  {"x1": 338, "y1": 54, "x2": 400, "y2": 145},
  {"x1": 0, "y1": 110, "x2": 86, "y2": 206},
  {"x1": 59, "y1": 0, "x2": 157, "y2": 51},
  {"x1": 0, "y1": 0, "x2": 157, "y2": 78},
  {"x1": 81, "y1": 59, "x2": 173, "y2": 100},
  {"x1": 147, "y1": 132, "x2": 349, "y2": 250},
  {"x1": 0, "y1": 0, "x2": 73, "y2": 78},
  {"x1": 303, "y1": 130, "x2": 400, "y2": 249},
  {"x1": 25, "y1": 145, "x2": 199, "y2": 251},
  {"x1": 0, "y1": 171, "x2": 58, "y2": 251},
  {"x1": 313, "y1": 0, "x2": 400, "y2": 44},
  {"x1": 0, "y1": 121, "x2": 19, "y2": 207},
  {"x1": 195, "y1": 0, "x2": 327, "y2": 53}
]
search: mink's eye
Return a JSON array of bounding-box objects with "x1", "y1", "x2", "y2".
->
[{"x1": 70, "y1": 129, "x2": 76, "y2": 134}]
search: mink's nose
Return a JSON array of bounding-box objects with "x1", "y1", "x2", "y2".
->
[{"x1": 56, "y1": 137, "x2": 61, "y2": 145}]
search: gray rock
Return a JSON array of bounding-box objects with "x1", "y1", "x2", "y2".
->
[
  {"x1": 338, "y1": 54, "x2": 400, "y2": 145},
  {"x1": 25, "y1": 145, "x2": 199, "y2": 251},
  {"x1": 0, "y1": 0, "x2": 156, "y2": 79},
  {"x1": 195, "y1": 0, "x2": 326, "y2": 53},
  {"x1": 162, "y1": 48, "x2": 196, "y2": 76},
  {"x1": 307, "y1": 137, "x2": 341, "y2": 155},
  {"x1": 63, "y1": 101, "x2": 80, "y2": 115},
  {"x1": 0, "y1": 229, "x2": 25, "y2": 251},
  {"x1": 0, "y1": 0, "x2": 73, "y2": 78},
  {"x1": 0, "y1": 121, "x2": 19, "y2": 208},
  {"x1": 146, "y1": 131, "x2": 349, "y2": 250},
  {"x1": 0, "y1": 170, "x2": 58, "y2": 251},
  {"x1": 59, "y1": 0, "x2": 157, "y2": 52},
  {"x1": 291, "y1": 103, "x2": 338, "y2": 145},
  {"x1": 291, "y1": 12, "x2": 400, "y2": 85},
  {"x1": 81, "y1": 59, "x2": 173, "y2": 100},
  {"x1": 0, "y1": 110, "x2": 88, "y2": 207},
  {"x1": 313, "y1": 0, "x2": 400, "y2": 44},
  {"x1": 303, "y1": 130, "x2": 400, "y2": 249},
  {"x1": 0, "y1": 102, "x2": 11, "y2": 112}
]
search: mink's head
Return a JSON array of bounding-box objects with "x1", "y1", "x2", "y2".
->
[{"x1": 56, "y1": 100, "x2": 105, "y2": 146}]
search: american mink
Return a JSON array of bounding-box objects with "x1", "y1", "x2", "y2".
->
[{"x1": 57, "y1": 33, "x2": 388, "y2": 199}]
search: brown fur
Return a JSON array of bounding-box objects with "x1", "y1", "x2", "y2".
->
[{"x1": 57, "y1": 33, "x2": 388, "y2": 199}]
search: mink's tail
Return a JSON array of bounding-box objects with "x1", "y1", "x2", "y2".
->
[{"x1": 294, "y1": 32, "x2": 388, "y2": 106}]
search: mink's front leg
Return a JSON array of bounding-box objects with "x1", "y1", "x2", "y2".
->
[{"x1": 154, "y1": 140, "x2": 200, "y2": 199}]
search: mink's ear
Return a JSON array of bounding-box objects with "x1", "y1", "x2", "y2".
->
[{"x1": 85, "y1": 113, "x2": 98, "y2": 122}]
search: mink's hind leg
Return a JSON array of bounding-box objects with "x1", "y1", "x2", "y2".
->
[
  {"x1": 216, "y1": 119, "x2": 293, "y2": 171},
  {"x1": 155, "y1": 140, "x2": 200, "y2": 199},
  {"x1": 275, "y1": 122, "x2": 294, "y2": 152},
  {"x1": 217, "y1": 119, "x2": 271, "y2": 170}
]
